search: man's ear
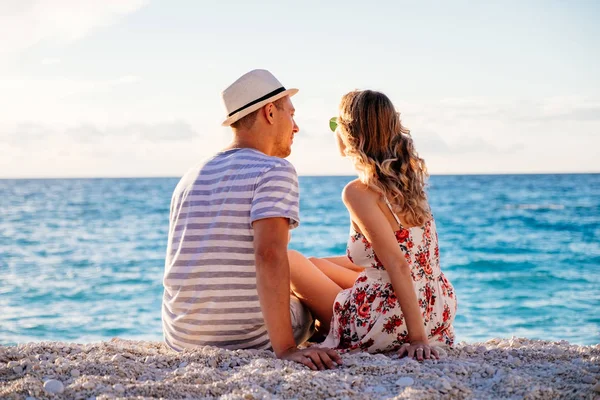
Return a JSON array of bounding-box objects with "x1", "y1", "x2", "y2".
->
[{"x1": 263, "y1": 103, "x2": 275, "y2": 125}]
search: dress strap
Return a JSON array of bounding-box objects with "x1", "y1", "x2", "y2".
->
[{"x1": 383, "y1": 197, "x2": 402, "y2": 228}]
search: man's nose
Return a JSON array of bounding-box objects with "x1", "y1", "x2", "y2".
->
[{"x1": 293, "y1": 120, "x2": 299, "y2": 133}]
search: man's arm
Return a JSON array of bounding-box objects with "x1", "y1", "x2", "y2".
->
[
  {"x1": 253, "y1": 217, "x2": 296, "y2": 355},
  {"x1": 253, "y1": 217, "x2": 342, "y2": 370}
]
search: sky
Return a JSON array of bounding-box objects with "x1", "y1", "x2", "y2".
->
[{"x1": 0, "y1": 0, "x2": 598, "y2": 178}]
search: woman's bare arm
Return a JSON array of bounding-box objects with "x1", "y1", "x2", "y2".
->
[{"x1": 342, "y1": 181, "x2": 437, "y2": 360}]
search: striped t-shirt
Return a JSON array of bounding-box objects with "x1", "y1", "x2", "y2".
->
[{"x1": 162, "y1": 148, "x2": 300, "y2": 351}]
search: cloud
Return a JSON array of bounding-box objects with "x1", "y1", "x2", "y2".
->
[
  {"x1": 41, "y1": 57, "x2": 61, "y2": 65},
  {"x1": 114, "y1": 122, "x2": 199, "y2": 141},
  {"x1": 0, "y1": 74, "x2": 143, "y2": 107},
  {"x1": 0, "y1": 0, "x2": 148, "y2": 54},
  {"x1": 412, "y1": 131, "x2": 451, "y2": 154},
  {"x1": 1, "y1": 121, "x2": 199, "y2": 146},
  {"x1": 115, "y1": 75, "x2": 142, "y2": 85},
  {"x1": 429, "y1": 96, "x2": 600, "y2": 123}
]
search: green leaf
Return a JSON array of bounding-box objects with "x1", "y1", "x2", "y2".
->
[{"x1": 329, "y1": 117, "x2": 338, "y2": 132}]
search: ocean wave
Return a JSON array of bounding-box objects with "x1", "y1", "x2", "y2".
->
[{"x1": 504, "y1": 204, "x2": 565, "y2": 210}]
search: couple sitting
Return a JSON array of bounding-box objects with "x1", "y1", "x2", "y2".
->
[{"x1": 162, "y1": 69, "x2": 457, "y2": 370}]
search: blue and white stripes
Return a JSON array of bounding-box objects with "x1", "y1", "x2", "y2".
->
[{"x1": 162, "y1": 148, "x2": 299, "y2": 351}]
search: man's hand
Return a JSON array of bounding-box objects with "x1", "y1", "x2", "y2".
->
[
  {"x1": 398, "y1": 341, "x2": 440, "y2": 361},
  {"x1": 280, "y1": 347, "x2": 342, "y2": 370}
]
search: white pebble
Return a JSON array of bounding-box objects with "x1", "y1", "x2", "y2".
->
[
  {"x1": 435, "y1": 347, "x2": 448, "y2": 358},
  {"x1": 582, "y1": 375, "x2": 596, "y2": 384},
  {"x1": 395, "y1": 377, "x2": 414, "y2": 387},
  {"x1": 551, "y1": 347, "x2": 563, "y2": 356},
  {"x1": 43, "y1": 379, "x2": 65, "y2": 394},
  {"x1": 111, "y1": 354, "x2": 124, "y2": 362},
  {"x1": 12, "y1": 365, "x2": 23, "y2": 374},
  {"x1": 25, "y1": 397, "x2": 37, "y2": 400},
  {"x1": 438, "y1": 379, "x2": 452, "y2": 392},
  {"x1": 71, "y1": 369, "x2": 81, "y2": 377},
  {"x1": 82, "y1": 381, "x2": 96, "y2": 390},
  {"x1": 113, "y1": 383, "x2": 125, "y2": 393},
  {"x1": 372, "y1": 385, "x2": 386, "y2": 393},
  {"x1": 7, "y1": 361, "x2": 19, "y2": 368},
  {"x1": 513, "y1": 358, "x2": 522, "y2": 367}
]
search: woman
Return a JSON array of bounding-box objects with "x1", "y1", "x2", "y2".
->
[{"x1": 289, "y1": 90, "x2": 457, "y2": 360}]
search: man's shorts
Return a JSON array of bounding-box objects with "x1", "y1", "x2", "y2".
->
[{"x1": 290, "y1": 295, "x2": 315, "y2": 345}]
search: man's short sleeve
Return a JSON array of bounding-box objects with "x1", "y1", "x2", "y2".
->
[{"x1": 251, "y1": 161, "x2": 300, "y2": 229}]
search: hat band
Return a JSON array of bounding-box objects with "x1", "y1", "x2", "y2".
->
[{"x1": 228, "y1": 87, "x2": 286, "y2": 117}]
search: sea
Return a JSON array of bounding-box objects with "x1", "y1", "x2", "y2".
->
[{"x1": 0, "y1": 174, "x2": 599, "y2": 346}]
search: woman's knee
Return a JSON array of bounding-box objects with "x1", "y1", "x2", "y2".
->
[{"x1": 288, "y1": 249, "x2": 304, "y2": 261}]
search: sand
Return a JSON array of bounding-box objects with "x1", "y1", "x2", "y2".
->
[{"x1": 1, "y1": 337, "x2": 599, "y2": 400}]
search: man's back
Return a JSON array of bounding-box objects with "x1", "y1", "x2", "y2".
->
[{"x1": 162, "y1": 148, "x2": 299, "y2": 351}]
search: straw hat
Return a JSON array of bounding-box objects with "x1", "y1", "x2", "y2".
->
[{"x1": 221, "y1": 69, "x2": 298, "y2": 126}]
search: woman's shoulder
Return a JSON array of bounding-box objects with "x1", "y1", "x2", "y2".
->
[{"x1": 342, "y1": 179, "x2": 379, "y2": 205}]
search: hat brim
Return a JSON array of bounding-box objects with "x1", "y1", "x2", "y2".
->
[{"x1": 221, "y1": 88, "x2": 299, "y2": 126}]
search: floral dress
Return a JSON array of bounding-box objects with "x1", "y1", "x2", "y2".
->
[{"x1": 321, "y1": 200, "x2": 457, "y2": 353}]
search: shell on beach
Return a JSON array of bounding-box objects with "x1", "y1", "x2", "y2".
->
[{"x1": 0, "y1": 337, "x2": 599, "y2": 399}]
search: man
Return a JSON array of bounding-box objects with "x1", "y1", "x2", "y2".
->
[{"x1": 162, "y1": 69, "x2": 341, "y2": 370}]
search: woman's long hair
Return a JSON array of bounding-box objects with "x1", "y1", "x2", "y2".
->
[{"x1": 337, "y1": 90, "x2": 431, "y2": 226}]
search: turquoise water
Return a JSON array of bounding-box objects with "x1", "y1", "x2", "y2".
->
[{"x1": 0, "y1": 175, "x2": 598, "y2": 346}]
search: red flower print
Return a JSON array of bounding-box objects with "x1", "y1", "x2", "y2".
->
[
  {"x1": 443, "y1": 304, "x2": 451, "y2": 322},
  {"x1": 383, "y1": 315, "x2": 403, "y2": 333},
  {"x1": 358, "y1": 303, "x2": 371, "y2": 318},
  {"x1": 332, "y1": 213, "x2": 456, "y2": 352},
  {"x1": 431, "y1": 323, "x2": 448, "y2": 339},
  {"x1": 346, "y1": 249, "x2": 354, "y2": 263},
  {"x1": 423, "y1": 262, "x2": 433, "y2": 275},
  {"x1": 416, "y1": 251, "x2": 433, "y2": 275},
  {"x1": 355, "y1": 291, "x2": 366, "y2": 304},
  {"x1": 397, "y1": 331, "x2": 409, "y2": 344},
  {"x1": 395, "y1": 229, "x2": 410, "y2": 242},
  {"x1": 387, "y1": 292, "x2": 397, "y2": 307},
  {"x1": 360, "y1": 338, "x2": 375, "y2": 350},
  {"x1": 430, "y1": 324, "x2": 442, "y2": 336},
  {"x1": 362, "y1": 237, "x2": 372, "y2": 249},
  {"x1": 424, "y1": 284, "x2": 436, "y2": 306}
]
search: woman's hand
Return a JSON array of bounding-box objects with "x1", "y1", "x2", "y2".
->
[{"x1": 398, "y1": 341, "x2": 439, "y2": 361}]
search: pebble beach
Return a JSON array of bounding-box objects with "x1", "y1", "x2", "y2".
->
[{"x1": 1, "y1": 337, "x2": 599, "y2": 400}]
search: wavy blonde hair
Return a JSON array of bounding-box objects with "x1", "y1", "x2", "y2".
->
[{"x1": 337, "y1": 90, "x2": 431, "y2": 226}]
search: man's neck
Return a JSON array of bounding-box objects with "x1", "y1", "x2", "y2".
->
[{"x1": 228, "y1": 130, "x2": 272, "y2": 156}]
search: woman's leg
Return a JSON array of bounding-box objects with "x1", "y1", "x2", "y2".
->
[
  {"x1": 288, "y1": 250, "x2": 342, "y2": 332},
  {"x1": 308, "y1": 257, "x2": 363, "y2": 289},
  {"x1": 320, "y1": 256, "x2": 366, "y2": 273}
]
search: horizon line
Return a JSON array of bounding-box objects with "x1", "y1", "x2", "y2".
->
[{"x1": 0, "y1": 171, "x2": 598, "y2": 180}]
